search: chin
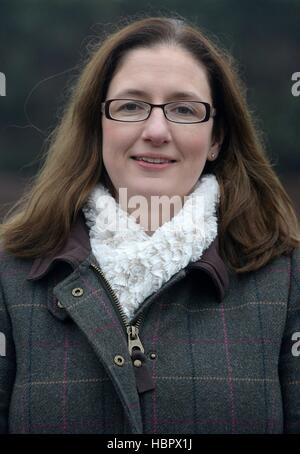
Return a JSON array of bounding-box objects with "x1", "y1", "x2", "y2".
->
[{"x1": 137, "y1": 185, "x2": 170, "y2": 197}]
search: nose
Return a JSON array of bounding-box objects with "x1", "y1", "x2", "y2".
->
[{"x1": 141, "y1": 106, "x2": 172, "y2": 146}]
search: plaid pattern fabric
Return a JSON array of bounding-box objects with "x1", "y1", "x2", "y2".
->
[{"x1": 0, "y1": 221, "x2": 300, "y2": 433}]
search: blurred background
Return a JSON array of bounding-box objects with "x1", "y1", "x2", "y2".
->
[{"x1": 0, "y1": 0, "x2": 299, "y2": 219}]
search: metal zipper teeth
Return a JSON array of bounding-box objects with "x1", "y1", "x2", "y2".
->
[{"x1": 90, "y1": 263, "x2": 144, "y2": 331}]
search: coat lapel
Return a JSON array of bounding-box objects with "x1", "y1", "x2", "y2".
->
[{"x1": 52, "y1": 251, "x2": 143, "y2": 433}]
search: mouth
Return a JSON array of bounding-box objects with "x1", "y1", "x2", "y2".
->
[{"x1": 130, "y1": 156, "x2": 177, "y2": 170}]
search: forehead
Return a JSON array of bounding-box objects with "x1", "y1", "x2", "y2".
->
[{"x1": 106, "y1": 45, "x2": 212, "y2": 102}]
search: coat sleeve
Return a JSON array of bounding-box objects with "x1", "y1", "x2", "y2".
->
[
  {"x1": 279, "y1": 247, "x2": 300, "y2": 433},
  {"x1": 0, "y1": 274, "x2": 16, "y2": 433}
]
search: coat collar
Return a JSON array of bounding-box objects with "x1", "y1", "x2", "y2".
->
[{"x1": 27, "y1": 210, "x2": 229, "y2": 301}]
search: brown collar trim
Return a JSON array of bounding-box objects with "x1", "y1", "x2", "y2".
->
[
  {"x1": 27, "y1": 211, "x2": 229, "y2": 301},
  {"x1": 187, "y1": 239, "x2": 229, "y2": 301},
  {"x1": 27, "y1": 211, "x2": 91, "y2": 281}
]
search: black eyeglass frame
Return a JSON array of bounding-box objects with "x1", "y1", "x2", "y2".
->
[{"x1": 101, "y1": 99, "x2": 216, "y2": 124}]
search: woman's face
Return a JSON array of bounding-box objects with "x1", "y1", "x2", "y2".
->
[{"x1": 102, "y1": 45, "x2": 220, "y2": 200}]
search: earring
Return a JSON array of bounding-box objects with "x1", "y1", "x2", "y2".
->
[{"x1": 211, "y1": 153, "x2": 216, "y2": 159}]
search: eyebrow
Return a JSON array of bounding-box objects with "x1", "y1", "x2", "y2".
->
[{"x1": 112, "y1": 88, "x2": 204, "y2": 101}]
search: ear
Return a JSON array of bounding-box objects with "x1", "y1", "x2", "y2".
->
[
  {"x1": 207, "y1": 140, "x2": 221, "y2": 161},
  {"x1": 207, "y1": 123, "x2": 225, "y2": 161}
]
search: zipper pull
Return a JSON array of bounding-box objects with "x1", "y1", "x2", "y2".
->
[
  {"x1": 126, "y1": 325, "x2": 155, "y2": 394},
  {"x1": 127, "y1": 326, "x2": 145, "y2": 355}
]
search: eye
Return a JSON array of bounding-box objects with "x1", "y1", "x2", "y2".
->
[
  {"x1": 170, "y1": 102, "x2": 196, "y2": 116},
  {"x1": 176, "y1": 105, "x2": 194, "y2": 114},
  {"x1": 118, "y1": 101, "x2": 144, "y2": 112}
]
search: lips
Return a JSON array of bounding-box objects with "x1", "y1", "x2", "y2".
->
[
  {"x1": 130, "y1": 156, "x2": 176, "y2": 170},
  {"x1": 131, "y1": 155, "x2": 177, "y2": 163}
]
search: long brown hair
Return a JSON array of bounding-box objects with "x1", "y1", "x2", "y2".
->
[{"x1": 1, "y1": 16, "x2": 299, "y2": 272}]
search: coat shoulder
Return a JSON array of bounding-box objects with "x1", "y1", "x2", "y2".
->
[{"x1": 0, "y1": 246, "x2": 33, "y2": 282}]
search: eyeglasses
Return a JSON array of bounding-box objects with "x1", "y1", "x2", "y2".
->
[{"x1": 101, "y1": 99, "x2": 216, "y2": 124}]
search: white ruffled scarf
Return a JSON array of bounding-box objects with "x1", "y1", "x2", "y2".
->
[{"x1": 82, "y1": 174, "x2": 219, "y2": 321}]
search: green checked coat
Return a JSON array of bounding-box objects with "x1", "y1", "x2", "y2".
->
[{"x1": 1, "y1": 211, "x2": 300, "y2": 434}]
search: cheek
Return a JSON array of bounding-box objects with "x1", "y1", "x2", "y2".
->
[
  {"x1": 181, "y1": 129, "x2": 212, "y2": 162},
  {"x1": 102, "y1": 120, "x2": 138, "y2": 157},
  {"x1": 102, "y1": 121, "x2": 115, "y2": 157}
]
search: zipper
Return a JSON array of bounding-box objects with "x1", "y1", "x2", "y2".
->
[
  {"x1": 90, "y1": 262, "x2": 145, "y2": 356},
  {"x1": 90, "y1": 262, "x2": 155, "y2": 394}
]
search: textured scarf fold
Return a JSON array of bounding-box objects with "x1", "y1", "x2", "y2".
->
[{"x1": 82, "y1": 174, "x2": 219, "y2": 321}]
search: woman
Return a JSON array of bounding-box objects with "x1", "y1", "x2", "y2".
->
[{"x1": 0, "y1": 16, "x2": 300, "y2": 434}]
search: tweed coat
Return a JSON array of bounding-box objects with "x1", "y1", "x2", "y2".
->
[{"x1": 0, "y1": 211, "x2": 300, "y2": 434}]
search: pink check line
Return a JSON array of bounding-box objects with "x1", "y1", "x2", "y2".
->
[
  {"x1": 220, "y1": 303, "x2": 236, "y2": 433},
  {"x1": 150, "y1": 336, "x2": 276, "y2": 345},
  {"x1": 144, "y1": 417, "x2": 279, "y2": 427}
]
